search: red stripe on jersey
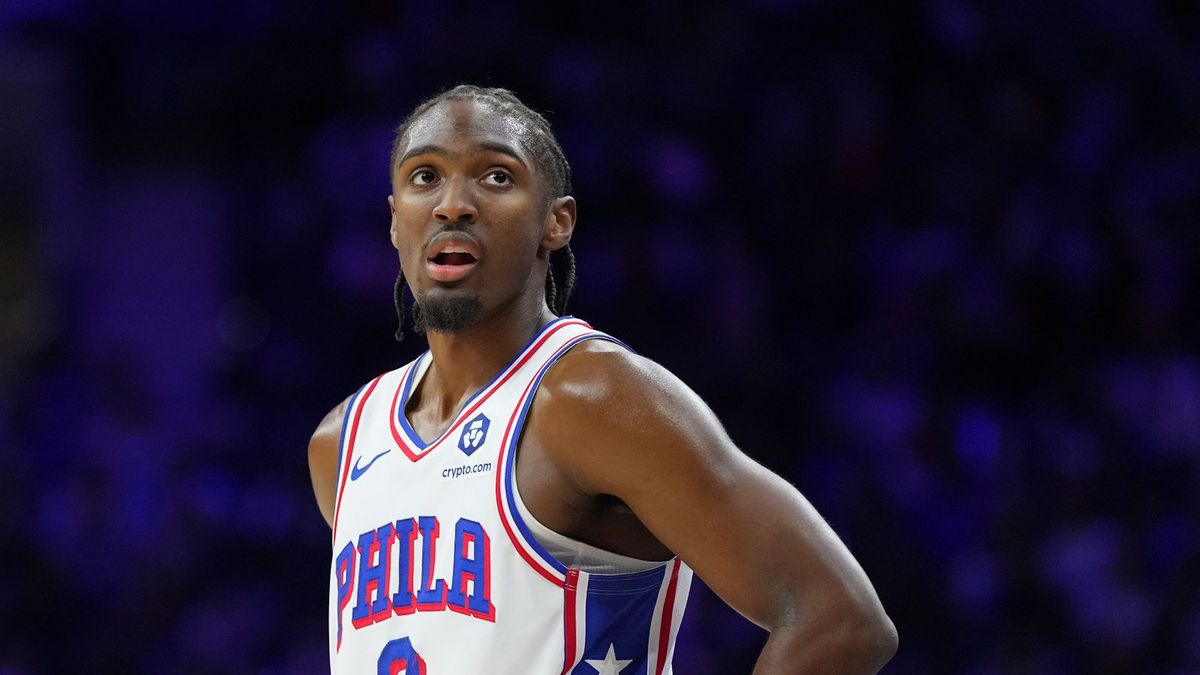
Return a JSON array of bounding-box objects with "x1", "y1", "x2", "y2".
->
[
  {"x1": 561, "y1": 568, "x2": 581, "y2": 675},
  {"x1": 493, "y1": 359, "x2": 565, "y2": 586},
  {"x1": 654, "y1": 559, "x2": 682, "y2": 675},
  {"x1": 332, "y1": 374, "x2": 384, "y2": 543},
  {"x1": 388, "y1": 371, "x2": 427, "y2": 461},
  {"x1": 390, "y1": 319, "x2": 590, "y2": 460}
]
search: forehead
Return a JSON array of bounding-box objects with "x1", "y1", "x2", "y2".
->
[{"x1": 398, "y1": 99, "x2": 532, "y2": 164}]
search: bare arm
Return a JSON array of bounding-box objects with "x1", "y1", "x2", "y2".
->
[
  {"x1": 533, "y1": 348, "x2": 897, "y2": 674},
  {"x1": 308, "y1": 396, "x2": 352, "y2": 528}
]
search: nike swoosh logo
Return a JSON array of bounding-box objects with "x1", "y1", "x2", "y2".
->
[{"x1": 350, "y1": 448, "x2": 392, "y2": 481}]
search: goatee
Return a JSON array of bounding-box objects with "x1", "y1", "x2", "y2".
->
[{"x1": 412, "y1": 294, "x2": 484, "y2": 333}]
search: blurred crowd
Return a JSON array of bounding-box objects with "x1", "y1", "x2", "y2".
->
[{"x1": 1, "y1": 1, "x2": 1197, "y2": 673}]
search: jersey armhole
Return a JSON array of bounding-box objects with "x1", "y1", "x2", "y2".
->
[{"x1": 496, "y1": 332, "x2": 677, "y2": 581}]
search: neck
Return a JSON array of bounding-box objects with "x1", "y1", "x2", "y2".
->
[{"x1": 420, "y1": 296, "x2": 558, "y2": 420}]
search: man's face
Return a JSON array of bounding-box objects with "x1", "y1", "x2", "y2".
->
[{"x1": 389, "y1": 99, "x2": 574, "y2": 333}]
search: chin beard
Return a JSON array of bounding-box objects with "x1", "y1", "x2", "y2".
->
[{"x1": 412, "y1": 293, "x2": 484, "y2": 333}]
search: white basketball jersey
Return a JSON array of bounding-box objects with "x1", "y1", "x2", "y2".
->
[{"x1": 328, "y1": 317, "x2": 693, "y2": 674}]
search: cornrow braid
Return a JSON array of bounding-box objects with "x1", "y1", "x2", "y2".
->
[
  {"x1": 545, "y1": 259, "x2": 558, "y2": 314},
  {"x1": 391, "y1": 85, "x2": 578, "y2": 342},
  {"x1": 546, "y1": 245, "x2": 576, "y2": 316},
  {"x1": 393, "y1": 271, "x2": 406, "y2": 341}
]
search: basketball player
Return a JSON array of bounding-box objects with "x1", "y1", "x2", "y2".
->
[{"x1": 309, "y1": 85, "x2": 897, "y2": 674}]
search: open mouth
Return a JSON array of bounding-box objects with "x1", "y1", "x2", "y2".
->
[
  {"x1": 425, "y1": 239, "x2": 481, "y2": 283},
  {"x1": 430, "y1": 248, "x2": 478, "y2": 266}
]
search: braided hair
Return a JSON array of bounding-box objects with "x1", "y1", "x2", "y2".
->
[{"x1": 390, "y1": 85, "x2": 576, "y2": 341}]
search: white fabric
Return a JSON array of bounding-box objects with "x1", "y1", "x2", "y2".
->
[
  {"x1": 509, "y1": 462, "x2": 668, "y2": 573},
  {"x1": 326, "y1": 317, "x2": 692, "y2": 674}
]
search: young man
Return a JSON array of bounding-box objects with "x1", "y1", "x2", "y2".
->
[{"x1": 309, "y1": 85, "x2": 897, "y2": 674}]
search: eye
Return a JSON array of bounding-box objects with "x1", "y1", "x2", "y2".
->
[
  {"x1": 483, "y1": 170, "x2": 511, "y2": 187},
  {"x1": 410, "y1": 169, "x2": 438, "y2": 186}
]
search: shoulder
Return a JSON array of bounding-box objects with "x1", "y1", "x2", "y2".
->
[
  {"x1": 307, "y1": 362, "x2": 404, "y2": 524},
  {"x1": 538, "y1": 335, "x2": 695, "y2": 398},
  {"x1": 310, "y1": 395, "x2": 352, "y2": 452},
  {"x1": 308, "y1": 363, "x2": 409, "y2": 456},
  {"x1": 308, "y1": 393, "x2": 355, "y2": 527},
  {"x1": 530, "y1": 338, "x2": 740, "y2": 492},
  {"x1": 536, "y1": 338, "x2": 695, "y2": 421}
]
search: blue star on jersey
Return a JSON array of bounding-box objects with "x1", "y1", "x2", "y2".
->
[
  {"x1": 458, "y1": 413, "x2": 490, "y2": 455},
  {"x1": 585, "y1": 644, "x2": 632, "y2": 674}
]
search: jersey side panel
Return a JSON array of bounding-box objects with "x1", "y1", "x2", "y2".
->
[{"x1": 495, "y1": 329, "x2": 694, "y2": 675}]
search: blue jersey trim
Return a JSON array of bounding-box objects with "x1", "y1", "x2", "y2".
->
[
  {"x1": 394, "y1": 316, "x2": 581, "y2": 450},
  {"x1": 396, "y1": 352, "x2": 431, "y2": 449},
  {"x1": 502, "y1": 331, "x2": 656, "y2": 580},
  {"x1": 334, "y1": 381, "x2": 370, "y2": 494}
]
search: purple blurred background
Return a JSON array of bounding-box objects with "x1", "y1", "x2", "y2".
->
[{"x1": 2, "y1": 1, "x2": 1198, "y2": 673}]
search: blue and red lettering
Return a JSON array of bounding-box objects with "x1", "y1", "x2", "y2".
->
[
  {"x1": 353, "y1": 523, "x2": 395, "y2": 628},
  {"x1": 391, "y1": 517, "x2": 418, "y2": 616},
  {"x1": 415, "y1": 516, "x2": 447, "y2": 611},
  {"x1": 446, "y1": 518, "x2": 495, "y2": 620},
  {"x1": 377, "y1": 636, "x2": 427, "y2": 674},
  {"x1": 335, "y1": 541, "x2": 355, "y2": 650},
  {"x1": 337, "y1": 515, "x2": 496, "y2": 639}
]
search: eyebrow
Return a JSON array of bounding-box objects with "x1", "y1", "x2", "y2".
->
[{"x1": 397, "y1": 141, "x2": 527, "y2": 168}]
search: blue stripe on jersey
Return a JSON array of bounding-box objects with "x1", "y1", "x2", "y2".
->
[
  {"x1": 395, "y1": 352, "x2": 431, "y2": 449},
  {"x1": 572, "y1": 566, "x2": 671, "y2": 675},
  {"x1": 503, "y1": 334, "x2": 614, "y2": 575},
  {"x1": 501, "y1": 331, "x2": 639, "y2": 576},
  {"x1": 335, "y1": 381, "x2": 370, "y2": 494}
]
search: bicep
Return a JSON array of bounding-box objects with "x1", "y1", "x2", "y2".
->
[
  {"x1": 558, "y1": 359, "x2": 882, "y2": 630},
  {"x1": 309, "y1": 397, "x2": 351, "y2": 528},
  {"x1": 646, "y1": 457, "x2": 881, "y2": 630}
]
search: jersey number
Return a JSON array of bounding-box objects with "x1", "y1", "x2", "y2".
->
[{"x1": 378, "y1": 636, "x2": 427, "y2": 674}]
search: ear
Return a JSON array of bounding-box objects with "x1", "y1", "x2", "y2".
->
[
  {"x1": 541, "y1": 196, "x2": 576, "y2": 252},
  {"x1": 388, "y1": 195, "x2": 400, "y2": 250}
]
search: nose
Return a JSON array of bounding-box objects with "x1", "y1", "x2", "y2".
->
[{"x1": 432, "y1": 176, "x2": 478, "y2": 224}]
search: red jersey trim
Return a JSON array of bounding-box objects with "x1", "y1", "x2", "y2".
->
[
  {"x1": 388, "y1": 319, "x2": 591, "y2": 462},
  {"x1": 654, "y1": 559, "x2": 683, "y2": 675},
  {"x1": 331, "y1": 374, "x2": 385, "y2": 544}
]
